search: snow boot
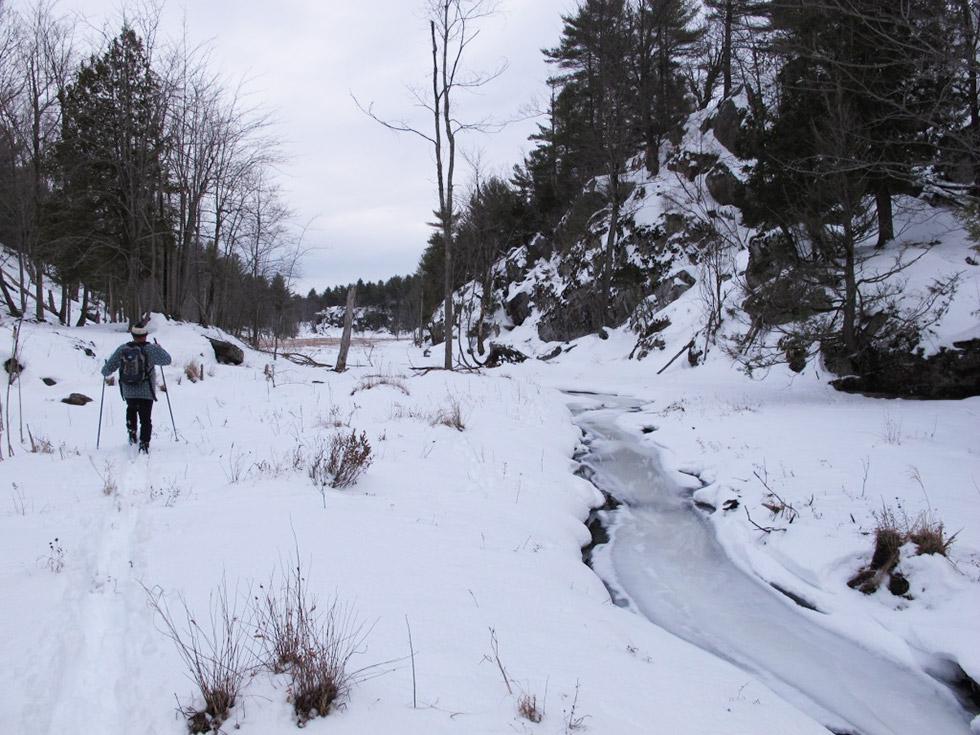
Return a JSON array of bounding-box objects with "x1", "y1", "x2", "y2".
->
[
  {"x1": 128, "y1": 431, "x2": 137, "y2": 446},
  {"x1": 138, "y1": 441, "x2": 149, "y2": 454}
]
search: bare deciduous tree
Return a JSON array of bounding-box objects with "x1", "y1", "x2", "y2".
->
[
  {"x1": 355, "y1": 0, "x2": 503, "y2": 370},
  {"x1": 0, "y1": 0, "x2": 74, "y2": 321}
]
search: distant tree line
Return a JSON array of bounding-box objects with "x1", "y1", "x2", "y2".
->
[
  {"x1": 0, "y1": 1, "x2": 302, "y2": 346},
  {"x1": 298, "y1": 274, "x2": 422, "y2": 336}
]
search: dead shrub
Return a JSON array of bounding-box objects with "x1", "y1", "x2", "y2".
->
[
  {"x1": 89, "y1": 458, "x2": 118, "y2": 496},
  {"x1": 316, "y1": 404, "x2": 351, "y2": 429},
  {"x1": 390, "y1": 403, "x2": 426, "y2": 421},
  {"x1": 431, "y1": 397, "x2": 465, "y2": 431},
  {"x1": 869, "y1": 508, "x2": 905, "y2": 570},
  {"x1": 848, "y1": 506, "x2": 957, "y2": 594},
  {"x1": 253, "y1": 560, "x2": 312, "y2": 674},
  {"x1": 144, "y1": 579, "x2": 254, "y2": 733},
  {"x1": 848, "y1": 508, "x2": 905, "y2": 594},
  {"x1": 184, "y1": 361, "x2": 203, "y2": 383},
  {"x1": 290, "y1": 603, "x2": 366, "y2": 726},
  {"x1": 253, "y1": 554, "x2": 367, "y2": 725},
  {"x1": 351, "y1": 374, "x2": 409, "y2": 396},
  {"x1": 309, "y1": 431, "x2": 372, "y2": 489},
  {"x1": 518, "y1": 692, "x2": 543, "y2": 723},
  {"x1": 909, "y1": 518, "x2": 958, "y2": 556}
]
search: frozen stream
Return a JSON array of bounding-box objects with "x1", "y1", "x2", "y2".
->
[{"x1": 570, "y1": 394, "x2": 972, "y2": 735}]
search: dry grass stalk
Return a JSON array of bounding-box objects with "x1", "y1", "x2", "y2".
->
[
  {"x1": 518, "y1": 692, "x2": 543, "y2": 723},
  {"x1": 184, "y1": 361, "x2": 203, "y2": 383},
  {"x1": 431, "y1": 397, "x2": 465, "y2": 431},
  {"x1": 88, "y1": 458, "x2": 118, "y2": 496},
  {"x1": 351, "y1": 374, "x2": 409, "y2": 396},
  {"x1": 27, "y1": 426, "x2": 53, "y2": 454},
  {"x1": 909, "y1": 517, "x2": 958, "y2": 556}
]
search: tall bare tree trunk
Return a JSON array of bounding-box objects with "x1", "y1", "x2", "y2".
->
[
  {"x1": 875, "y1": 184, "x2": 894, "y2": 248},
  {"x1": 600, "y1": 172, "x2": 621, "y2": 330},
  {"x1": 16, "y1": 251, "x2": 27, "y2": 314},
  {"x1": 0, "y1": 270, "x2": 21, "y2": 318},
  {"x1": 431, "y1": 18, "x2": 455, "y2": 371},
  {"x1": 33, "y1": 260, "x2": 44, "y2": 322},
  {"x1": 960, "y1": 0, "x2": 980, "y2": 195},
  {"x1": 335, "y1": 285, "x2": 357, "y2": 373},
  {"x1": 842, "y1": 214, "x2": 858, "y2": 359},
  {"x1": 76, "y1": 287, "x2": 89, "y2": 326}
]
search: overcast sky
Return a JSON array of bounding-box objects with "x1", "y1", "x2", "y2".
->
[{"x1": 45, "y1": 0, "x2": 575, "y2": 295}]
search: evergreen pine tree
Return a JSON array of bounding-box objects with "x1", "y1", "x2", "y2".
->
[{"x1": 51, "y1": 27, "x2": 171, "y2": 323}]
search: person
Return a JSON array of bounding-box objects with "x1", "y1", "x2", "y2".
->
[{"x1": 101, "y1": 323, "x2": 172, "y2": 453}]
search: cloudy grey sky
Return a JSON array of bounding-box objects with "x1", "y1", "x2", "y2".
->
[{"x1": 52, "y1": 0, "x2": 575, "y2": 295}]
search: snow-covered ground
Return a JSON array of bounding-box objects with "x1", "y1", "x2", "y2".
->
[
  {"x1": 0, "y1": 296, "x2": 977, "y2": 733},
  {"x1": 0, "y1": 315, "x2": 844, "y2": 734}
]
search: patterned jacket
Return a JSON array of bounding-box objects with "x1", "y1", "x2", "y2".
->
[{"x1": 101, "y1": 342, "x2": 172, "y2": 401}]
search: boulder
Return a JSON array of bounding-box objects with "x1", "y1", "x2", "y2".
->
[
  {"x1": 831, "y1": 340, "x2": 980, "y2": 400},
  {"x1": 537, "y1": 345, "x2": 563, "y2": 361},
  {"x1": 538, "y1": 292, "x2": 595, "y2": 343},
  {"x1": 705, "y1": 164, "x2": 745, "y2": 207},
  {"x1": 484, "y1": 343, "x2": 529, "y2": 368},
  {"x1": 207, "y1": 338, "x2": 244, "y2": 365},
  {"x1": 3, "y1": 357, "x2": 23, "y2": 377},
  {"x1": 61, "y1": 393, "x2": 92, "y2": 406},
  {"x1": 653, "y1": 270, "x2": 696, "y2": 308},
  {"x1": 428, "y1": 321, "x2": 445, "y2": 347},
  {"x1": 710, "y1": 97, "x2": 745, "y2": 155},
  {"x1": 667, "y1": 150, "x2": 719, "y2": 182},
  {"x1": 742, "y1": 280, "x2": 831, "y2": 327},
  {"x1": 506, "y1": 291, "x2": 532, "y2": 326},
  {"x1": 42, "y1": 377, "x2": 57, "y2": 386}
]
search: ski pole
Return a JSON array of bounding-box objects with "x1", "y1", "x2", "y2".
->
[
  {"x1": 154, "y1": 339, "x2": 178, "y2": 442},
  {"x1": 96, "y1": 363, "x2": 106, "y2": 449}
]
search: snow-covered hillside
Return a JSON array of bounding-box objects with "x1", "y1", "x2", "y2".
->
[{"x1": 465, "y1": 93, "x2": 980, "y2": 400}]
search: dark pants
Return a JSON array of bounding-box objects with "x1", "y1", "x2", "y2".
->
[{"x1": 126, "y1": 398, "x2": 153, "y2": 446}]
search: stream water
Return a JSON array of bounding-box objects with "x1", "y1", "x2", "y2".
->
[{"x1": 570, "y1": 394, "x2": 973, "y2": 735}]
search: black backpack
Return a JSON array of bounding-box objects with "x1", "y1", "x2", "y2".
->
[{"x1": 119, "y1": 343, "x2": 152, "y2": 385}]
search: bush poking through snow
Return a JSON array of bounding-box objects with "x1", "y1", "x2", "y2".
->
[
  {"x1": 89, "y1": 458, "x2": 118, "y2": 496},
  {"x1": 909, "y1": 517, "x2": 958, "y2": 556},
  {"x1": 308, "y1": 431, "x2": 373, "y2": 489},
  {"x1": 848, "y1": 508, "x2": 906, "y2": 594},
  {"x1": 431, "y1": 397, "x2": 465, "y2": 431},
  {"x1": 848, "y1": 507, "x2": 957, "y2": 594},
  {"x1": 144, "y1": 579, "x2": 254, "y2": 734},
  {"x1": 253, "y1": 555, "x2": 367, "y2": 725},
  {"x1": 518, "y1": 692, "x2": 544, "y2": 723},
  {"x1": 290, "y1": 602, "x2": 366, "y2": 726},
  {"x1": 253, "y1": 562, "x2": 311, "y2": 674},
  {"x1": 27, "y1": 428, "x2": 53, "y2": 454},
  {"x1": 184, "y1": 361, "x2": 203, "y2": 383}
]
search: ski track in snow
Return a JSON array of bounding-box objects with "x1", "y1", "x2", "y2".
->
[
  {"x1": 574, "y1": 397, "x2": 974, "y2": 735},
  {"x1": 44, "y1": 454, "x2": 151, "y2": 735}
]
